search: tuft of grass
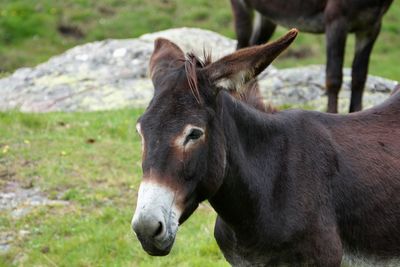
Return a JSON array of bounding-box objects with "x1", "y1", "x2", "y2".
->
[
  {"x1": 0, "y1": 0, "x2": 399, "y2": 80},
  {"x1": 0, "y1": 109, "x2": 228, "y2": 266}
]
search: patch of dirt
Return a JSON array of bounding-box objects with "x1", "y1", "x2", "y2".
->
[
  {"x1": 0, "y1": 181, "x2": 69, "y2": 253},
  {"x1": 98, "y1": 6, "x2": 115, "y2": 16},
  {"x1": 0, "y1": 181, "x2": 69, "y2": 217},
  {"x1": 57, "y1": 24, "x2": 85, "y2": 39},
  {"x1": 0, "y1": 232, "x2": 13, "y2": 254}
]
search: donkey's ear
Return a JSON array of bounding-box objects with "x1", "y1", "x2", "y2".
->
[
  {"x1": 202, "y1": 29, "x2": 298, "y2": 91},
  {"x1": 149, "y1": 38, "x2": 185, "y2": 81}
]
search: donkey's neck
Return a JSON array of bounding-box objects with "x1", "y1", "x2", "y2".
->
[{"x1": 209, "y1": 92, "x2": 289, "y2": 237}]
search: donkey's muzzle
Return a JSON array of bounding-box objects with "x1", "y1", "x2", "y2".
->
[
  {"x1": 132, "y1": 181, "x2": 181, "y2": 256},
  {"x1": 132, "y1": 212, "x2": 174, "y2": 256}
]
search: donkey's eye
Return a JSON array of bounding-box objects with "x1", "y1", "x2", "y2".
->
[{"x1": 186, "y1": 129, "x2": 203, "y2": 142}]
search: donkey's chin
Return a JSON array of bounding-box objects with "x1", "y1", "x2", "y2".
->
[
  {"x1": 139, "y1": 232, "x2": 176, "y2": 256},
  {"x1": 142, "y1": 242, "x2": 174, "y2": 256}
]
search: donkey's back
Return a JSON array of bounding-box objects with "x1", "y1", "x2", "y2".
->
[
  {"x1": 312, "y1": 90, "x2": 400, "y2": 260},
  {"x1": 231, "y1": 0, "x2": 393, "y2": 113},
  {"x1": 236, "y1": 0, "x2": 392, "y2": 34}
]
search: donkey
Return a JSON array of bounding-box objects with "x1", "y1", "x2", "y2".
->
[
  {"x1": 132, "y1": 30, "x2": 400, "y2": 266},
  {"x1": 230, "y1": 0, "x2": 393, "y2": 113}
]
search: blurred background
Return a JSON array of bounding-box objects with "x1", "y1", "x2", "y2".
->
[
  {"x1": 0, "y1": 1, "x2": 399, "y2": 267},
  {"x1": 0, "y1": 0, "x2": 399, "y2": 79}
]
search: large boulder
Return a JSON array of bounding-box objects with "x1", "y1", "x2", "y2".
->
[
  {"x1": 260, "y1": 65, "x2": 398, "y2": 112},
  {"x1": 0, "y1": 27, "x2": 397, "y2": 112},
  {"x1": 0, "y1": 28, "x2": 238, "y2": 112}
]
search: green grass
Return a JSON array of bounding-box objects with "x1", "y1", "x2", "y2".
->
[
  {"x1": 0, "y1": 109, "x2": 228, "y2": 267},
  {"x1": 0, "y1": 0, "x2": 399, "y2": 80}
]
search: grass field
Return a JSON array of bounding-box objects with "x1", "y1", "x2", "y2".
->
[
  {"x1": 0, "y1": 0, "x2": 399, "y2": 80},
  {"x1": 0, "y1": 109, "x2": 229, "y2": 266},
  {"x1": 0, "y1": 110, "x2": 368, "y2": 267}
]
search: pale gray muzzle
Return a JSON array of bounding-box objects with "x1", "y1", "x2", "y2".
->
[{"x1": 132, "y1": 182, "x2": 181, "y2": 256}]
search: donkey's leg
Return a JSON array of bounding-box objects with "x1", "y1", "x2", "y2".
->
[
  {"x1": 349, "y1": 23, "x2": 382, "y2": 112},
  {"x1": 230, "y1": 0, "x2": 253, "y2": 49},
  {"x1": 249, "y1": 12, "x2": 276, "y2": 46},
  {"x1": 325, "y1": 18, "x2": 347, "y2": 113},
  {"x1": 307, "y1": 222, "x2": 343, "y2": 267},
  {"x1": 313, "y1": 230, "x2": 343, "y2": 267}
]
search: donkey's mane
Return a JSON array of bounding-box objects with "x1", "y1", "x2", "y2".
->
[
  {"x1": 183, "y1": 52, "x2": 212, "y2": 105},
  {"x1": 183, "y1": 52, "x2": 275, "y2": 113}
]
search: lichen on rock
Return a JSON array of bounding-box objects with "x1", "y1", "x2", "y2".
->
[{"x1": 0, "y1": 28, "x2": 397, "y2": 113}]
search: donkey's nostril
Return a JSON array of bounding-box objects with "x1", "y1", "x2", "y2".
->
[{"x1": 153, "y1": 221, "x2": 164, "y2": 237}]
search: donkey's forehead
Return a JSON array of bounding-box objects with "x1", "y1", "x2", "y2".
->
[
  {"x1": 140, "y1": 110, "x2": 207, "y2": 132},
  {"x1": 140, "y1": 95, "x2": 208, "y2": 133},
  {"x1": 151, "y1": 60, "x2": 209, "y2": 103}
]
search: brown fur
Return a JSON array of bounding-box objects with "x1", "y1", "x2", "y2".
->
[
  {"x1": 133, "y1": 31, "x2": 400, "y2": 266},
  {"x1": 164, "y1": 47, "x2": 276, "y2": 112}
]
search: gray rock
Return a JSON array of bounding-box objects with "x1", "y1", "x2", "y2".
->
[
  {"x1": 260, "y1": 65, "x2": 398, "y2": 112},
  {"x1": 0, "y1": 28, "x2": 240, "y2": 112},
  {"x1": 140, "y1": 27, "x2": 236, "y2": 60},
  {"x1": 0, "y1": 28, "x2": 397, "y2": 112},
  {"x1": 0, "y1": 232, "x2": 13, "y2": 254}
]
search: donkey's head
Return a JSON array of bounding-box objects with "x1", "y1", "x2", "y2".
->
[{"x1": 132, "y1": 29, "x2": 298, "y2": 256}]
